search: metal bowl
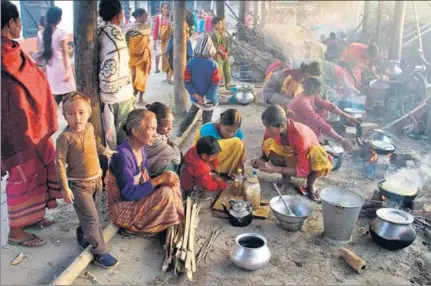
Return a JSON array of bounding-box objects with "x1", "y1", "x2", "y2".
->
[
  {"x1": 369, "y1": 79, "x2": 391, "y2": 90},
  {"x1": 269, "y1": 195, "x2": 313, "y2": 231}
]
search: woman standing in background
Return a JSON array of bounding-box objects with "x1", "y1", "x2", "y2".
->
[
  {"x1": 152, "y1": 3, "x2": 171, "y2": 79},
  {"x1": 125, "y1": 8, "x2": 152, "y2": 103},
  {"x1": 42, "y1": 6, "x2": 76, "y2": 105}
]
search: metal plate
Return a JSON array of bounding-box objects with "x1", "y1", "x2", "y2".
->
[{"x1": 370, "y1": 140, "x2": 395, "y2": 151}]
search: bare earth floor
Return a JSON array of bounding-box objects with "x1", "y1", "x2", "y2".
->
[{"x1": 2, "y1": 76, "x2": 431, "y2": 285}]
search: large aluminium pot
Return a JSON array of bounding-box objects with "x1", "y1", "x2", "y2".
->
[
  {"x1": 230, "y1": 233, "x2": 271, "y2": 271},
  {"x1": 378, "y1": 180, "x2": 419, "y2": 208},
  {"x1": 369, "y1": 208, "x2": 416, "y2": 250}
]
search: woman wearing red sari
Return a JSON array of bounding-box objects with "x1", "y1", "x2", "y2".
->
[{"x1": 1, "y1": 1, "x2": 61, "y2": 247}]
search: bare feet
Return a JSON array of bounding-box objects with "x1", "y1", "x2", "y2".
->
[
  {"x1": 307, "y1": 186, "x2": 321, "y2": 202},
  {"x1": 24, "y1": 218, "x2": 55, "y2": 229},
  {"x1": 276, "y1": 175, "x2": 292, "y2": 192}
]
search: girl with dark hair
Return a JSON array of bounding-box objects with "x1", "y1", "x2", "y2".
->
[
  {"x1": 144, "y1": 102, "x2": 182, "y2": 177},
  {"x1": 288, "y1": 76, "x2": 356, "y2": 151},
  {"x1": 252, "y1": 105, "x2": 333, "y2": 201},
  {"x1": 261, "y1": 61, "x2": 322, "y2": 108},
  {"x1": 193, "y1": 109, "x2": 246, "y2": 177},
  {"x1": 42, "y1": 6, "x2": 76, "y2": 105},
  {"x1": 2, "y1": 0, "x2": 61, "y2": 247},
  {"x1": 153, "y1": 3, "x2": 171, "y2": 76},
  {"x1": 36, "y1": 16, "x2": 45, "y2": 51},
  {"x1": 125, "y1": 8, "x2": 151, "y2": 103},
  {"x1": 98, "y1": 0, "x2": 136, "y2": 150}
]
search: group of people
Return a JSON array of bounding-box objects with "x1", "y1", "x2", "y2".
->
[{"x1": 1, "y1": 0, "x2": 367, "y2": 272}]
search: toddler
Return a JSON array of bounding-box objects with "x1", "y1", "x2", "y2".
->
[{"x1": 55, "y1": 92, "x2": 118, "y2": 269}]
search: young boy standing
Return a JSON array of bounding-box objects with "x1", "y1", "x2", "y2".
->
[
  {"x1": 177, "y1": 34, "x2": 221, "y2": 137},
  {"x1": 211, "y1": 17, "x2": 231, "y2": 91},
  {"x1": 55, "y1": 92, "x2": 118, "y2": 269},
  {"x1": 180, "y1": 136, "x2": 227, "y2": 193}
]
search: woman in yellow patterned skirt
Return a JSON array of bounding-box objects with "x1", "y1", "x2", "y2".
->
[
  {"x1": 252, "y1": 105, "x2": 332, "y2": 201},
  {"x1": 152, "y1": 3, "x2": 172, "y2": 81}
]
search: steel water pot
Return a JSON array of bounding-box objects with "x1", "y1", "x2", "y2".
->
[{"x1": 230, "y1": 233, "x2": 271, "y2": 271}]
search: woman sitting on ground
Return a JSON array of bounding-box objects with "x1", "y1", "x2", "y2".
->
[
  {"x1": 193, "y1": 109, "x2": 246, "y2": 178},
  {"x1": 105, "y1": 109, "x2": 184, "y2": 237},
  {"x1": 288, "y1": 77, "x2": 357, "y2": 151},
  {"x1": 145, "y1": 102, "x2": 182, "y2": 177},
  {"x1": 252, "y1": 105, "x2": 333, "y2": 201},
  {"x1": 261, "y1": 61, "x2": 321, "y2": 108}
]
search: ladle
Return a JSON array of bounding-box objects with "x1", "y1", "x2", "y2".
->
[{"x1": 272, "y1": 183, "x2": 296, "y2": 216}]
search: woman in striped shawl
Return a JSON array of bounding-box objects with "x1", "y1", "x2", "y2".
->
[{"x1": 125, "y1": 8, "x2": 152, "y2": 103}]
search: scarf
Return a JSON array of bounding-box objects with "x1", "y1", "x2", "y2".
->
[
  {"x1": 1, "y1": 37, "x2": 58, "y2": 170},
  {"x1": 193, "y1": 34, "x2": 216, "y2": 58},
  {"x1": 145, "y1": 134, "x2": 181, "y2": 177}
]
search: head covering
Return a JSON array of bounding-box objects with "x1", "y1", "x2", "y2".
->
[{"x1": 193, "y1": 33, "x2": 216, "y2": 58}]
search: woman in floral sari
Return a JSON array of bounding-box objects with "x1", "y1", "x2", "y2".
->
[
  {"x1": 105, "y1": 109, "x2": 184, "y2": 236},
  {"x1": 125, "y1": 8, "x2": 151, "y2": 103},
  {"x1": 252, "y1": 105, "x2": 332, "y2": 201}
]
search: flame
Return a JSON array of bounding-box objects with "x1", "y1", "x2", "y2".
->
[{"x1": 370, "y1": 153, "x2": 378, "y2": 163}]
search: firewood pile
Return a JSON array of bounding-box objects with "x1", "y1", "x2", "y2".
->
[{"x1": 161, "y1": 197, "x2": 221, "y2": 281}]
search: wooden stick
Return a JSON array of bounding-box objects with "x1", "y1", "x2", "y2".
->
[
  {"x1": 340, "y1": 248, "x2": 367, "y2": 274},
  {"x1": 52, "y1": 223, "x2": 119, "y2": 285},
  {"x1": 181, "y1": 198, "x2": 193, "y2": 261}
]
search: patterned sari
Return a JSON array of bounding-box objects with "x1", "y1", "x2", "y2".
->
[{"x1": 105, "y1": 169, "x2": 184, "y2": 234}]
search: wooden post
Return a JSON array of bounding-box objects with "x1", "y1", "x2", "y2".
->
[
  {"x1": 360, "y1": 0, "x2": 371, "y2": 43},
  {"x1": 238, "y1": 0, "x2": 246, "y2": 41},
  {"x1": 73, "y1": 1, "x2": 104, "y2": 144},
  {"x1": 173, "y1": 1, "x2": 188, "y2": 114},
  {"x1": 412, "y1": 1, "x2": 423, "y2": 52},
  {"x1": 390, "y1": 1, "x2": 407, "y2": 61},
  {"x1": 376, "y1": 1, "x2": 382, "y2": 45},
  {"x1": 216, "y1": 0, "x2": 225, "y2": 19},
  {"x1": 260, "y1": 1, "x2": 266, "y2": 24}
]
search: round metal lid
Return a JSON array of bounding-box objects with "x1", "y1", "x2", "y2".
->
[
  {"x1": 376, "y1": 208, "x2": 414, "y2": 225},
  {"x1": 370, "y1": 140, "x2": 395, "y2": 151}
]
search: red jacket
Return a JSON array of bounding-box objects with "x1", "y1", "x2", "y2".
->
[{"x1": 180, "y1": 146, "x2": 227, "y2": 192}]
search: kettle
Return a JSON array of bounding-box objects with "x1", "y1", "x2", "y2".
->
[{"x1": 222, "y1": 200, "x2": 253, "y2": 227}]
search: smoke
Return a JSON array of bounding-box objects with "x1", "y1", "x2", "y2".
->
[{"x1": 384, "y1": 154, "x2": 431, "y2": 193}]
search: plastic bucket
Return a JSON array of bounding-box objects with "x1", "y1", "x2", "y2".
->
[{"x1": 319, "y1": 187, "x2": 365, "y2": 244}]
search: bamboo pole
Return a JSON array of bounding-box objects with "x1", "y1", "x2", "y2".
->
[
  {"x1": 216, "y1": 0, "x2": 225, "y2": 19},
  {"x1": 412, "y1": 1, "x2": 423, "y2": 52},
  {"x1": 376, "y1": 1, "x2": 382, "y2": 46},
  {"x1": 51, "y1": 223, "x2": 119, "y2": 285},
  {"x1": 390, "y1": 1, "x2": 407, "y2": 61},
  {"x1": 173, "y1": 1, "x2": 188, "y2": 115},
  {"x1": 360, "y1": 0, "x2": 371, "y2": 43}
]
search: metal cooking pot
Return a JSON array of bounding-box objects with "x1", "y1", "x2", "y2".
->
[
  {"x1": 369, "y1": 79, "x2": 391, "y2": 91},
  {"x1": 235, "y1": 90, "x2": 255, "y2": 105},
  {"x1": 369, "y1": 208, "x2": 416, "y2": 250},
  {"x1": 378, "y1": 60, "x2": 404, "y2": 81},
  {"x1": 324, "y1": 145, "x2": 344, "y2": 171},
  {"x1": 230, "y1": 233, "x2": 271, "y2": 271},
  {"x1": 378, "y1": 180, "x2": 419, "y2": 207},
  {"x1": 369, "y1": 140, "x2": 396, "y2": 155}
]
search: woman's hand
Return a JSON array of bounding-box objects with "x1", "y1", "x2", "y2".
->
[
  {"x1": 104, "y1": 149, "x2": 118, "y2": 159},
  {"x1": 193, "y1": 93, "x2": 204, "y2": 104},
  {"x1": 341, "y1": 138, "x2": 354, "y2": 152},
  {"x1": 347, "y1": 116, "x2": 360, "y2": 126},
  {"x1": 62, "y1": 188, "x2": 74, "y2": 204},
  {"x1": 64, "y1": 69, "x2": 71, "y2": 82},
  {"x1": 258, "y1": 162, "x2": 276, "y2": 173},
  {"x1": 158, "y1": 171, "x2": 180, "y2": 187}
]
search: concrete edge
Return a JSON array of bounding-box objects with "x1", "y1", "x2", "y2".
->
[{"x1": 50, "y1": 110, "x2": 203, "y2": 285}]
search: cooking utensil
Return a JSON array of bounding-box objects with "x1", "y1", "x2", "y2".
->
[
  {"x1": 369, "y1": 140, "x2": 396, "y2": 155},
  {"x1": 378, "y1": 180, "x2": 419, "y2": 207},
  {"x1": 324, "y1": 144, "x2": 344, "y2": 171},
  {"x1": 369, "y1": 129, "x2": 395, "y2": 144},
  {"x1": 369, "y1": 208, "x2": 416, "y2": 250},
  {"x1": 269, "y1": 195, "x2": 312, "y2": 231},
  {"x1": 230, "y1": 233, "x2": 271, "y2": 270},
  {"x1": 222, "y1": 200, "x2": 253, "y2": 227},
  {"x1": 235, "y1": 90, "x2": 255, "y2": 105},
  {"x1": 272, "y1": 183, "x2": 295, "y2": 216},
  {"x1": 369, "y1": 79, "x2": 391, "y2": 91}
]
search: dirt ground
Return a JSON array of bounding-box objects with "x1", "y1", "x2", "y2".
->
[{"x1": 2, "y1": 69, "x2": 431, "y2": 285}]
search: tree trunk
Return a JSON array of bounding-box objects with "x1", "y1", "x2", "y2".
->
[
  {"x1": 360, "y1": 0, "x2": 372, "y2": 43},
  {"x1": 238, "y1": 0, "x2": 246, "y2": 41},
  {"x1": 73, "y1": 1, "x2": 103, "y2": 144},
  {"x1": 216, "y1": 0, "x2": 225, "y2": 19},
  {"x1": 376, "y1": 1, "x2": 382, "y2": 45},
  {"x1": 390, "y1": 1, "x2": 407, "y2": 61},
  {"x1": 173, "y1": 1, "x2": 188, "y2": 115}
]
